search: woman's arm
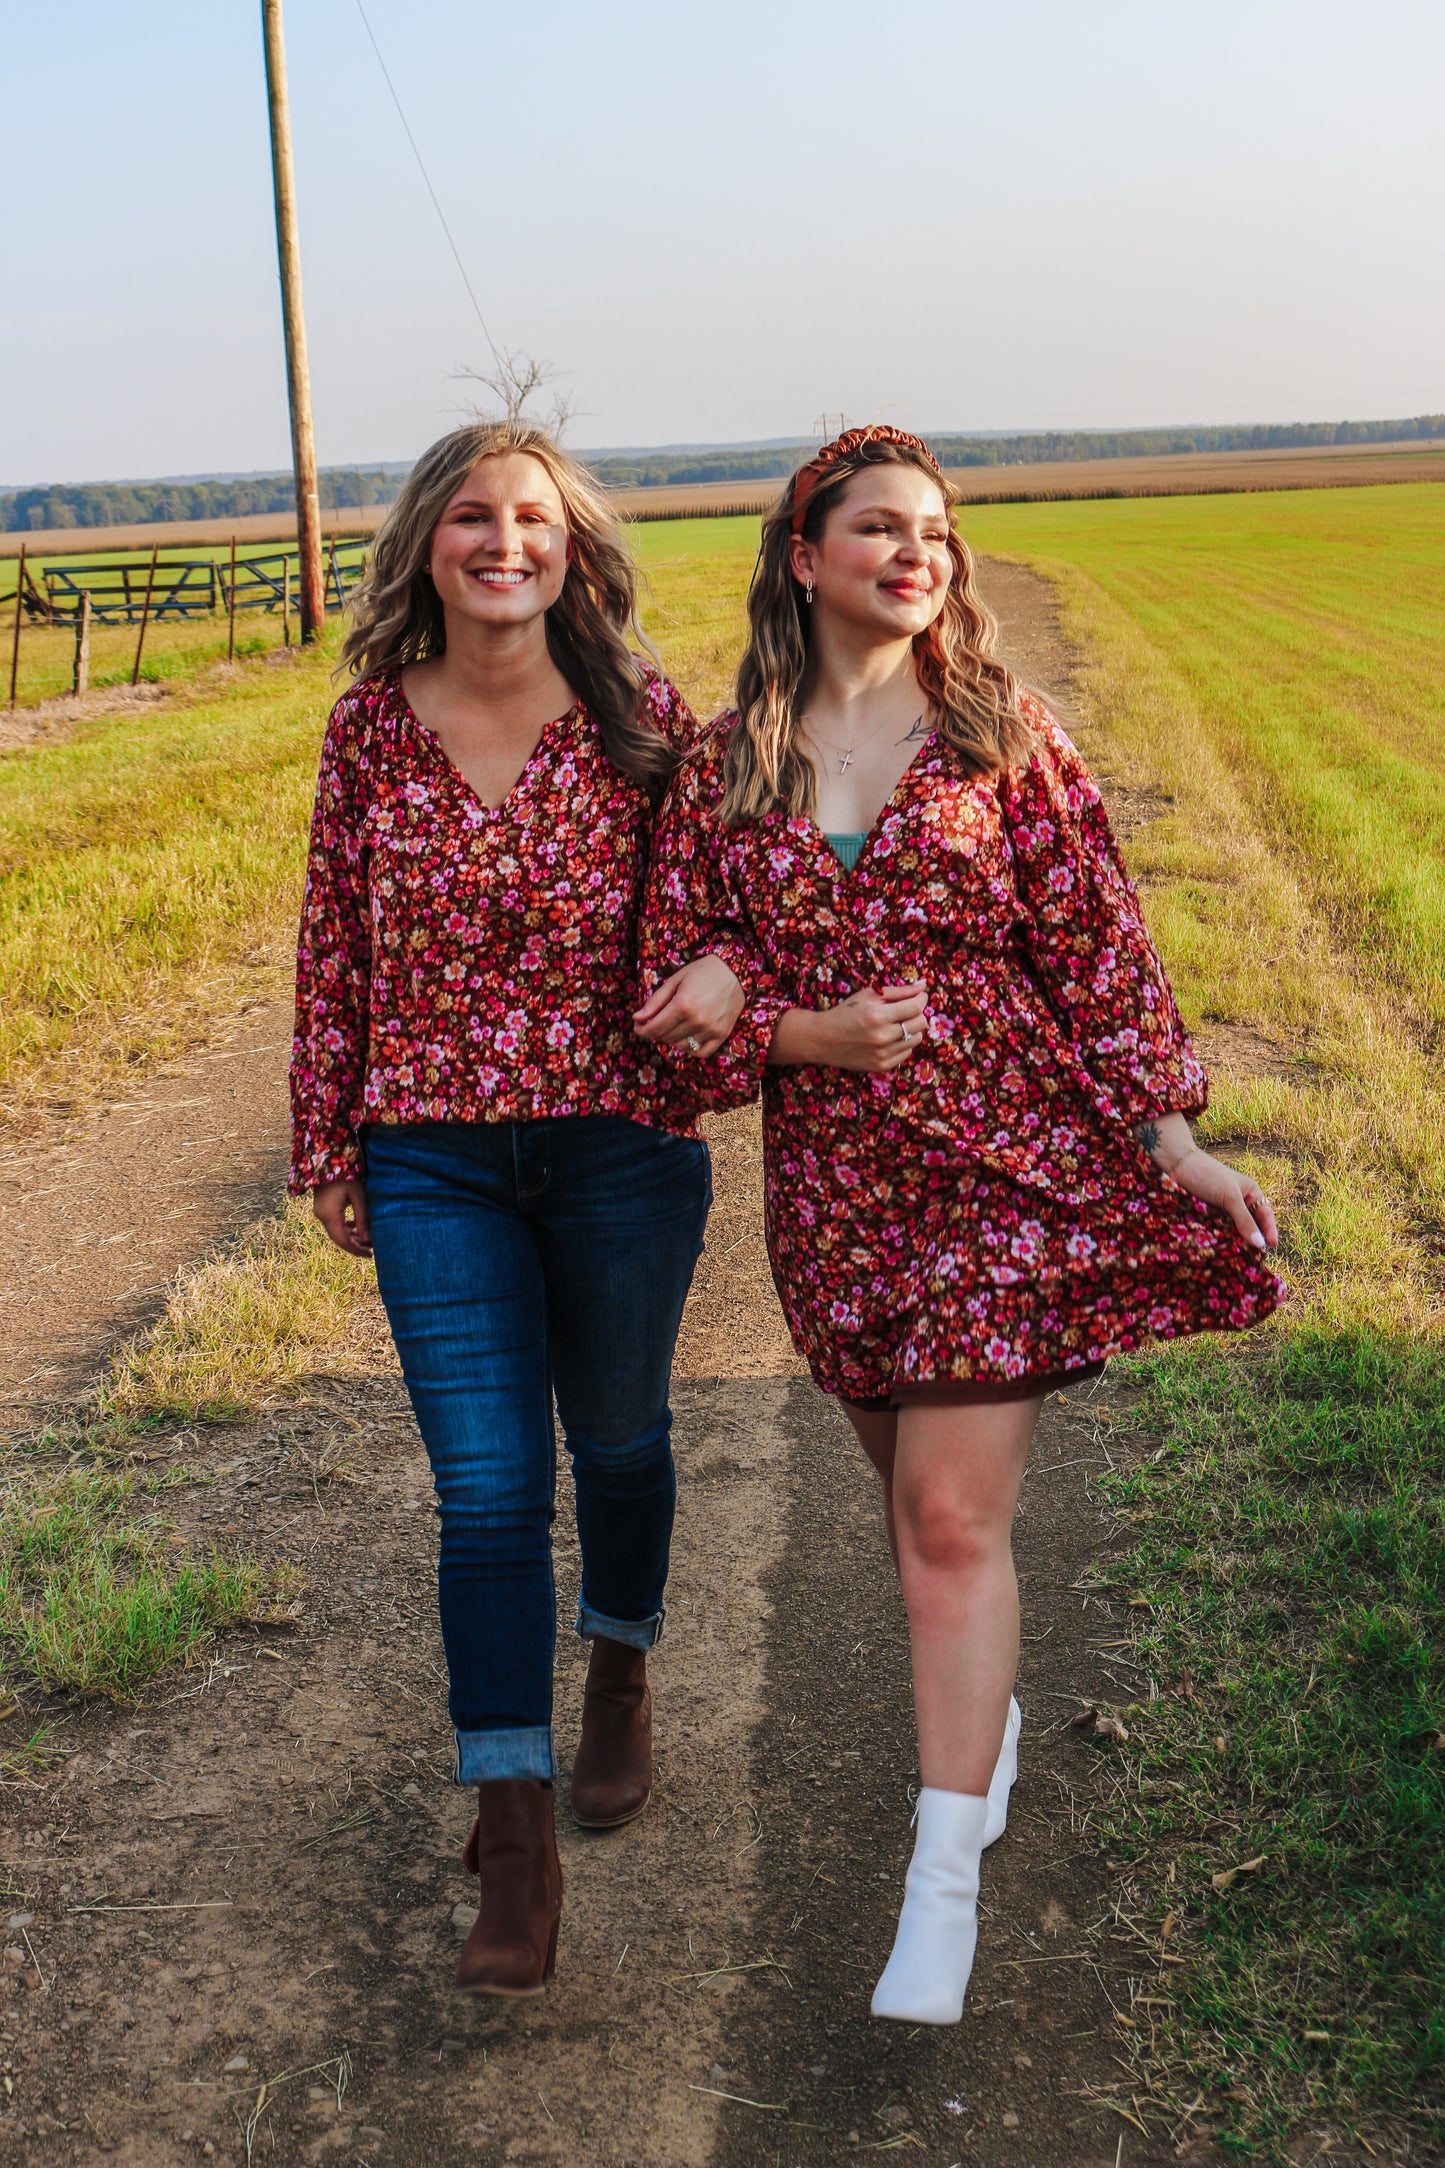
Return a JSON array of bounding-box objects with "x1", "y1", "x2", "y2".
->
[
  {"x1": 1001, "y1": 701, "x2": 1207, "y2": 1121},
  {"x1": 633, "y1": 951, "x2": 745, "y2": 1059},
  {"x1": 637, "y1": 742, "x2": 788, "y2": 1106},
  {"x1": 312, "y1": 1176, "x2": 372, "y2": 1257},
  {"x1": 1134, "y1": 1112, "x2": 1278, "y2": 1251},
  {"x1": 289, "y1": 702, "x2": 375, "y2": 1225},
  {"x1": 767, "y1": 983, "x2": 929, "y2": 1072}
]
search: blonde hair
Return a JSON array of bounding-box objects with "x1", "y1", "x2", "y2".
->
[
  {"x1": 720, "y1": 438, "x2": 1034, "y2": 823},
  {"x1": 340, "y1": 421, "x2": 674, "y2": 800}
]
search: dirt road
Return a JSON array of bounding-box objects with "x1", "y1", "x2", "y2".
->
[{"x1": 0, "y1": 567, "x2": 1215, "y2": 2165}]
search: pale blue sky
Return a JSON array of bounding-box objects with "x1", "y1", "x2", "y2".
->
[{"x1": 5, "y1": 0, "x2": 1443, "y2": 486}]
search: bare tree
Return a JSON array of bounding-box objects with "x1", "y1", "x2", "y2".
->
[{"x1": 456, "y1": 349, "x2": 575, "y2": 438}]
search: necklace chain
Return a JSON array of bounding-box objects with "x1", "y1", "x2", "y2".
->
[{"x1": 802, "y1": 709, "x2": 902, "y2": 775}]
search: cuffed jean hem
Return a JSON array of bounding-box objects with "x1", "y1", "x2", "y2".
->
[
  {"x1": 574, "y1": 1601, "x2": 665, "y2": 1652},
  {"x1": 453, "y1": 1725, "x2": 554, "y2": 1785}
]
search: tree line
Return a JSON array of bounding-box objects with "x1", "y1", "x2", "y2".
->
[
  {"x1": 587, "y1": 415, "x2": 1445, "y2": 489},
  {"x1": 0, "y1": 465, "x2": 409, "y2": 535},
  {"x1": 5, "y1": 418, "x2": 1442, "y2": 531}
]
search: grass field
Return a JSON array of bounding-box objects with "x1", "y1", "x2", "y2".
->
[
  {"x1": 0, "y1": 482, "x2": 1439, "y2": 2155},
  {"x1": 956, "y1": 482, "x2": 1445, "y2": 2155}
]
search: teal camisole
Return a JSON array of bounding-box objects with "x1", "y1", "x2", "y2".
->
[{"x1": 825, "y1": 832, "x2": 867, "y2": 873}]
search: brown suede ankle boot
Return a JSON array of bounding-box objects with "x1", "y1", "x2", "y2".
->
[
  {"x1": 455, "y1": 1778, "x2": 563, "y2": 1996},
  {"x1": 569, "y1": 1636, "x2": 653, "y2": 1829}
]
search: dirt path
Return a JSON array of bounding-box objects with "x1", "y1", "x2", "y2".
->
[
  {"x1": 1, "y1": 567, "x2": 1222, "y2": 2166},
  {"x1": 0, "y1": 998, "x2": 293, "y2": 1434}
]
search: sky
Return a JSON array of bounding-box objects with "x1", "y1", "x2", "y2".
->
[{"x1": 5, "y1": 0, "x2": 1444, "y2": 487}]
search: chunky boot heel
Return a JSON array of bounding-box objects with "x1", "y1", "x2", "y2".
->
[
  {"x1": 455, "y1": 1778, "x2": 563, "y2": 1998},
  {"x1": 570, "y1": 1637, "x2": 653, "y2": 1829},
  {"x1": 871, "y1": 1789, "x2": 989, "y2": 2025}
]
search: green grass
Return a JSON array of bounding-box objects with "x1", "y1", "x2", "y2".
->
[
  {"x1": 0, "y1": 1461, "x2": 289, "y2": 1702},
  {"x1": 0, "y1": 637, "x2": 338, "y2": 1110},
  {"x1": 955, "y1": 483, "x2": 1445, "y2": 2155},
  {"x1": 5, "y1": 611, "x2": 298, "y2": 706},
  {"x1": 962, "y1": 484, "x2": 1445, "y2": 1037},
  {"x1": 0, "y1": 1204, "x2": 354, "y2": 1705},
  {"x1": 1098, "y1": 1335, "x2": 1444, "y2": 2153}
]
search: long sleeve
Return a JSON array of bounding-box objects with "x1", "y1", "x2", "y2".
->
[
  {"x1": 641, "y1": 668, "x2": 700, "y2": 752},
  {"x1": 288, "y1": 699, "x2": 374, "y2": 1191},
  {"x1": 640, "y1": 741, "x2": 788, "y2": 1110},
  {"x1": 1000, "y1": 700, "x2": 1206, "y2": 1121}
]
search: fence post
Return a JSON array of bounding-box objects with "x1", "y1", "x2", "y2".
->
[
  {"x1": 328, "y1": 537, "x2": 344, "y2": 611},
  {"x1": 282, "y1": 558, "x2": 292, "y2": 647},
  {"x1": 73, "y1": 590, "x2": 91, "y2": 696},
  {"x1": 7, "y1": 543, "x2": 24, "y2": 710},
  {"x1": 131, "y1": 544, "x2": 160, "y2": 685},
  {"x1": 227, "y1": 534, "x2": 237, "y2": 663}
]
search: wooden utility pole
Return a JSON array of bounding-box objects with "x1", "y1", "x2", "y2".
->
[{"x1": 261, "y1": 0, "x2": 325, "y2": 644}]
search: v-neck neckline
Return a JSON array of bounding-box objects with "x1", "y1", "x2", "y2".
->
[
  {"x1": 395, "y1": 674, "x2": 583, "y2": 819},
  {"x1": 807, "y1": 727, "x2": 937, "y2": 879}
]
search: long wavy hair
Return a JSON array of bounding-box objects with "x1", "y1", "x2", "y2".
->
[
  {"x1": 720, "y1": 437, "x2": 1034, "y2": 823},
  {"x1": 340, "y1": 421, "x2": 673, "y2": 800}
]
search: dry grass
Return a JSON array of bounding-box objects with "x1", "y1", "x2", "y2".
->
[
  {"x1": 98, "y1": 1200, "x2": 375, "y2": 1427},
  {"x1": 0, "y1": 640, "x2": 336, "y2": 1119},
  {"x1": 0, "y1": 1201, "x2": 364, "y2": 1702}
]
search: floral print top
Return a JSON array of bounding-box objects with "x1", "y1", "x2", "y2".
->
[
  {"x1": 289, "y1": 669, "x2": 702, "y2": 1192},
  {"x1": 640, "y1": 693, "x2": 1285, "y2": 1402}
]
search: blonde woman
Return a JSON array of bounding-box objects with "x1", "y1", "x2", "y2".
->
[
  {"x1": 290, "y1": 423, "x2": 742, "y2": 1998},
  {"x1": 638, "y1": 425, "x2": 1283, "y2": 2024}
]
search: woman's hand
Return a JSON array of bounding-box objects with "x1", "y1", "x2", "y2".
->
[
  {"x1": 1136, "y1": 1114, "x2": 1278, "y2": 1252},
  {"x1": 768, "y1": 983, "x2": 930, "y2": 1073},
  {"x1": 313, "y1": 1178, "x2": 372, "y2": 1258},
  {"x1": 633, "y1": 953, "x2": 745, "y2": 1058}
]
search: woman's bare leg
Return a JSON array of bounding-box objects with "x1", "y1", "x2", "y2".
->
[
  {"x1": 840, "y1": 1403, "x2": 900, "y2": 1570},
  {"x1": 890, "y1": 1396, "x2": 1044, "y2": 1794}
]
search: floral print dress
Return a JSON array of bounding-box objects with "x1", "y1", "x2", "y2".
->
[
  {"x1": 289, "y1": 669, "x2": 701, "y2": 1193},
  {"x1": 641, "y1": 692, "x2": 1284, "y2": 1404}
]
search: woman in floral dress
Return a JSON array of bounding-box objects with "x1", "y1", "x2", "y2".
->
[
  {"x1": 290, "y1": 422, "x2": 742, "y2": 1999},
  {"x1": 639, "y1": 425, "x2": 1283, "y2": 2024}
]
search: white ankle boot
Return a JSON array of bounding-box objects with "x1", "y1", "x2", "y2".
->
[
  {"x1": 870, "y1": 1788, "x2": 989, "y2": 2024},
  {"x1": 984, "y1": 1696, "x2": 1022, "y2": 1848}
]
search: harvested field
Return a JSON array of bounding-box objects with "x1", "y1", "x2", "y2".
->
[{"x1": 4, "y1": 436, "x2": 1442, "y2": 559}]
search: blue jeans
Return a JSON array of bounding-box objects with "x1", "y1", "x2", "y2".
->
[{"x1": 364, "y1": 1116, "x2": 710, "y2": 1785}]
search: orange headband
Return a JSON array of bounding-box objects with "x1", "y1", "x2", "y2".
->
[{"x1": 789, "y1": 424, "x2": 944, "y2": 533}]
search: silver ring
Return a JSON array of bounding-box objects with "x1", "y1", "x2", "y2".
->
[
  {"x1": 899, "y1": 1022, "x2": 911, "y2": 1044},
  {"x1": 686, "y1": 1034, "x2": 701, "y2": 1054}
]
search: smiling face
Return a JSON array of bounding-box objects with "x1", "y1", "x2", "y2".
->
[
  {"x1": 790, "y1": 461, "x2": 953, "y2": 643},
  {"x1": 426, "y1": 451, "x2": 570, "y2": 632}
]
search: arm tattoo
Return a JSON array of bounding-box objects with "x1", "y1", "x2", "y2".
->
[
  {"x1": 898, "y1": 713, "x2": 932, "y2": 744},
  {"x1": 1135, "y1": 1119, "x2": 1162, "y2": 1155}
]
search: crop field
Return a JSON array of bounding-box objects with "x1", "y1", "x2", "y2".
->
[
  {"x1": 0, "y1": 482, "x2": 1439, "y2": 2156},
  {"x1": 6, "y1": 437, "x2": 1444, "y2": 562}
]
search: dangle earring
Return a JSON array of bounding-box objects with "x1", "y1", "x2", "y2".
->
[{"x1": 805, "y1": 580, "x2": 814, "y2": 606}]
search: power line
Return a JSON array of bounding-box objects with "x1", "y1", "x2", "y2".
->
[{"x1": 354, "y1": 0, "x2": 502, "y2": 367}]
